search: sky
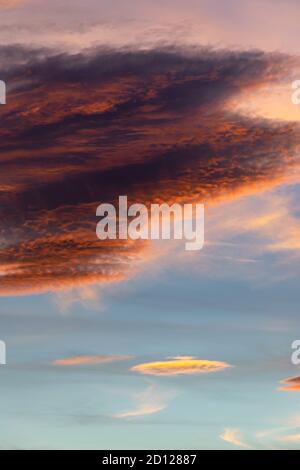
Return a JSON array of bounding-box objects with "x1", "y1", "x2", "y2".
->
[{"x1": 0, "y1": 0, "x2": 300, "y2": 450}]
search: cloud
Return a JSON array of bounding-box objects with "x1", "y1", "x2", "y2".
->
[
  {"x1": 279, "y1": 376, "x2": 300, "y2": 392},
  {"x1": 54, "y1": 285, "x2": 101, "y2": 312},
  {"x1": 226, "y1": 414, "x2": 300, "y2": 449},
  {"x1": 220, "y1": 428, "x2": 252, "y2": 449},
  {"x1": 0, "y1": 0, "x2": 300, "y2": 56},
  {"x1": 189, "y1": 189, "x2": 300, "y2": 283},
  {"x1": 52, "y1": 354, "x2": 132, "y2": 366},
  {"x1": 131, "y1": 356, "x2": 232, "y2": 376},
  {"x1": 255, "y1": 419, "x2": 300, "y2": 449},
  {"x1": 0, "y1": 0, "x2": 24, "y2": 6},
  {"x1": 279, "y1": 434, "x2": 300, "y2": 444},
  {"x1": 114, "y1": 383, "x2": 172, "y2": 419},
  {"x1": 0, "y1": 46, "x2": 299, "y2": 296}
]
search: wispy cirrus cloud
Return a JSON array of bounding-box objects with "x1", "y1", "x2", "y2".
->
[
  {"x1": 279, "y1": 434, "x2": 300, "y2": 444},
  {"x1": 114, "y1": 383, "x2": 172, "y2": 419},
  {"x1": 254, "y1": 415, "x2": 300, "y2": 449},
  {"x1": 131, "y1": 356, "x2": 232, "y2": 376},
  {"x1": 220, "y1": 428, "x2": 252, "y2": 449}
]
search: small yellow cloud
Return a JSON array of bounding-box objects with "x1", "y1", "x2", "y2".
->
[{"x1": 131, "y1": 356, "x2": 232, "y2": 376}]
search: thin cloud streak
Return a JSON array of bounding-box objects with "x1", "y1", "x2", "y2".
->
[
  {"x1": 52, "y1": 355, "x2": 132, "y2": 366},
  {"x1": 220, "y1": 428, "x2": 252, "y2": 449},
  {"x1": 279, "y1": 434, "x2": 300, "y2": 443}
]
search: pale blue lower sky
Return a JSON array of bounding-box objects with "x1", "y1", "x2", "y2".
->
[{"x1": 0, "y1": 185, "x2": 300, "y2": 449}]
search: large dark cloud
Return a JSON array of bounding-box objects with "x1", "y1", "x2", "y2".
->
[{"x1": 0, "y1": 46, "x2": 299, "y2": 295}]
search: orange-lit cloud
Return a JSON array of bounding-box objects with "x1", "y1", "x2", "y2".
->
[
  {"x1": 279, "y1": 376, "x2": 300, "y2": 392},
  {"x1": 131, "y1": 356, "x2": 232, "y2": 376},
  {"x1": 52, "y1": 354, "x2": 132, "y2": 366},
  {"x1": 0, "y1": 46, "x2": 299, "y2": 296}
]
